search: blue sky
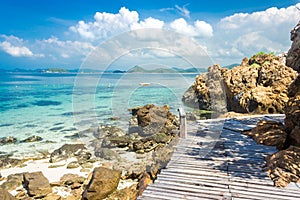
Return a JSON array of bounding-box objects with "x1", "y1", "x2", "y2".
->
[{"x1": 0, "y1": 0, "x2": 299, "y2": 69}]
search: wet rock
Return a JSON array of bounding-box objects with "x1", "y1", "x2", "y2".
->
[
  {"x1": 82, "y1": 167, "x2": 121, "y2": 200},
  {"x1": 20, "y1": 135, "x2": 43, "y2": 143},
  {"x1": 0, "y1": 136, "x2": 17, "y2": 145},
  {"x1": 0, "y1": 188, "x2": 17, "y2": 200},
  {"x1": 23, "y1": 171, "x2": 52, "y2": 198},
  {"x1": 183, "y1": 54, "x2": 297, "y2": 114},
  {"x1": 95, "y1": 148, "x2": 120, "y2": 160},
  {"x1": 94, "y1": 125, "x2": 126, "y2": 139},
  {"x1": 243, "y1": 120, "x2": 287, "y2": 150},
  {"x1": 266, "y1": 146, "x2": 300, "y2": 187},
  {"x1": 113, "y1": 161, "x2": 147, "y2": 180},
  {"x1": 49, "y1": 144, "x2": 91, "y2": 163},
  {"x1": 1, "y1": 173, "x2": 24, "y2": 191}
]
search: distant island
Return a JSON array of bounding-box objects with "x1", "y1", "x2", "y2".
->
[{"x1": 0, "y1": 64, "x2": 237, "y2": 74}]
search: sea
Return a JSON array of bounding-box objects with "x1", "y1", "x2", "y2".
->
[{"x1": 0, "y1": 72, "x2": 197, "y2": 158}]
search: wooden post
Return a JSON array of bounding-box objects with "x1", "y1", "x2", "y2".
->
[{"x1": 178, "y1": 107, "x2": 187, "y2": 138}]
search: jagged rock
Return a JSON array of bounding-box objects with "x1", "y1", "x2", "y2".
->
[
  {"x1": 0, "y1": 136, "x2": 17, "y2": 145},
  {"x1": 0, "y1": 155, "x2": 22, "y2": 168},
  {"x1": 243, "y1": 120, "x2": 287, "y2": 150},
  {"x1": 1, "y1": 173, "x2": 24, "y2": 191},
  {"x1": 0, "y1": 188, "x2": 17, "y2": 200},
  {"x1": 95, "y1": 148, "x2": 120, "y2": 160},
  {"x1": 129, "y1": 104, "x2": 179, "y2": 137},
  {"x1": 286, "y1": 21, "x2": 300, "y2": 73},
  {"x1": 138, "y1": 173, "x2": 152, "y2": 196},
  {"x1": 82, "y1": 167, "x2": 121, "y2": 200},
  {"x1": 23, "y1": 171, "x2": 52, "y2": 198},
  {"x1": 20, "y1": 135, "x2": 43, "y2": 143},
  {"x1": 60, "y1": 173, "x2": 85, "y2": 189},
  {"x1": 49, "y1": 144, "x2": 91, "y2": 163},
  {"x1": 106, "y1": 184, "x2": 138, "y2": 200},
  {"x1": 67, "y1": 161, "x2": 80, "y2": 169},
  {"x1": 94, "y1": 125, "x2": 126, "y2": 139},
  {"x1": 182, "y1": 65, "x2": 227, "y2": 112},
  {"x1": 266, "y1": 146, "x2": 300, "y2": 187},
  {"x1": 42, "y1": 194, "x2": 62, "y2": 200},
  {"x1": 183, "y1": 54, "x2": 297, "y2": 114}
]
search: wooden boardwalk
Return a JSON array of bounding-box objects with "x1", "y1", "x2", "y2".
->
[{"x1": 138, "y1": 115, "x2": 300, "y2": 200}]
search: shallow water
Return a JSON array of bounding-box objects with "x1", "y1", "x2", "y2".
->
[{"x1": 0, "y1": 72, "x2": 196, "y2": 157}]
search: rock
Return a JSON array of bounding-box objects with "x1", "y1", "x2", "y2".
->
[
  {"x1": 42, "y1": 193, "x2": 62, "y2": 200},
  {"x1": 94, "y1": 125, "x2": 126, "y2": 139},
  {"x1": 1, "y1": 173, "x2": 24, "y2": 191},
  {"x1": 107, "y1": 184, "x2": 138, "y2": 200},
  {"x1": 243, "y1": 120, "x2": 287, "y2": 150},
  {"x1": 0, "y1": 188, "x2": 17, "y2": 200},
  {"x1": 183, "y1": 54, "x2": 297, "y2": 114},
  {"x1": 0, "y1": 155, "x2": 22, "y2": 168},
  {"x1": 138, "y1": 173, "x2": 152, "y2": 196},
  {"x1": 94, "y1": 148, "x2": 120, "y2": 160},
  {"x1": 0, "y1": 136, "x2": 17, "y2": 145},
  {"x1": 82, "y1": 167, "x2": 121, "y2": 200},
  {"x1": 49, "y1": 144, "x2": 91, "y2": 163},
  {"x1": 129, "y1": 104, "x2": 179, "y2": 137},
  {"x1": 20, "y1": 135, "x2": 43, "y2": 143},
  {"x1": 23, "y1": 171, "x2": 52, "y2": 198},
  {"x1": 67, "y1": 161, "x2": 80, "y2": 169},
  {"x1": 266, "y1": 146, "x2": 300, "y2": 187},
  {"x1": 286, "y1": 21, "x2": 300, "y2": 73},
  {"x1": 60, "y1": 173, "x2": 85, "y2": 190}
]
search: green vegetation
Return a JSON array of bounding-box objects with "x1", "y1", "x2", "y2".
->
[
  {"x1": 249, "y1": 63, "x2": 261, "y2": 69},
  {"x1": 254, "y1": 51, "x2": 275, "y2": 56}
]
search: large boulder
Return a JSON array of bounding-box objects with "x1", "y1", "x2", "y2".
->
[
  {"x1": 23, "y1": 171, "x2": 52, "y2": 198},
  {"x1": 82, "y1": 167, "x2": 121, "y2": 200},
  {"x1": 129, "y1": 104, "x2": 179, "y2": 137},
  {"x1": 183, "y1": 54, "x2": 297, "y2": 114}
]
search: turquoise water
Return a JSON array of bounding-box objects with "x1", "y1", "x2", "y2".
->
[{"x1": 0, "y1": 72, "x2": 196, "y2": 157}]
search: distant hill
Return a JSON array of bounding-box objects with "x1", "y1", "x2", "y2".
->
[{"x1": 127, "y1": 66, "x2": 206, "y2": 73}]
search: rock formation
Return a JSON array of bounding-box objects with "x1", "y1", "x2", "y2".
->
[
  {"x1": 23, "y1": 171, "x2": 52, "y2": 198},
  {"x1": 82, "y1": 167, "x2": 121, "y2": 200},
  {"x1": 183, "y1": 54, "x2": 297, "y2": 114},
  {"x1": 246, "y1": 21, "x2": 300, "y2": 187}
]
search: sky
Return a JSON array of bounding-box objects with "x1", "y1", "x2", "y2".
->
[{"x1": 0, "y1": 0, "x2": 300, "y2": 70}]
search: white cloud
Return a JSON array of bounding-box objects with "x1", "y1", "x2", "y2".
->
[
  {"x1": 131, "y1": 17, "x2": 164, "y2": 29},
  {"x1": 170, "y1": 18, "x2": 213, "y2": 38},
  {"x1": 0, "y1": 41, "x2": 33, "y2": 57},
  {"x1": 70, "y1": 7, "x2": 140, "y2": 40},
  {"x1": 209, "y1": 3, "x2": 300, "y2": 64},
  {"x1": 0, "y1": 35, "x2": 43, "y2": 57}
]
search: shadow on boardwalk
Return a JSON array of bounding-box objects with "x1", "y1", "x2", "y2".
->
[{"x1": 139, "y1": 115, "x2": 300, "y2": 200}]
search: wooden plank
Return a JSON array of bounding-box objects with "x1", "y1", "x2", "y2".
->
[{"x1": 145, "y1": 184, "x2": 231, "y2": 200}]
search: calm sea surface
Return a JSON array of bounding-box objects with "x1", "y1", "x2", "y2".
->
[{"x1": 0, "y1": 72, "x2": 196, "y2": 157}]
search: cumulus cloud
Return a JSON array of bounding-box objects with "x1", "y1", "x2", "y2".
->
[
  {"x1": 0, "y1": 35, "x2": 43, "y2": 57},
  {"x1": 209, "y1": 3, "x2": 300, "y2": 64},
  {"x1": 170, "y1": 18, "x2": 213, "y2": 38}
]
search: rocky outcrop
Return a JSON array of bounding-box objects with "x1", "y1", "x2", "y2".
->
[
  {"x1": 266, "y1": 146, "x2": 300, "y2": 187},
  {"x1": 23, "y1": 171, "x2": 52, "y2": 198},
  {"x1": 243, "y1": 120, "x2": 287, "y2": 150},
  {"x1": 129, "y1": 104, "x2": 179, "y2": 136},
  {"x1": 183, "y1": 54, "x2": 297, "y2": 114},
  {"x1": 1, "y1": 173, "x2": 24, "y2": 191},
  {"x1": 0, "y1": 136, "x2": 17, "y2": 145},
  {"x1": 82, "y1": 167, "x2": 121, "y2": 200},
  {"x1": 286, "y1": 21, "x2": 300, "y2": 72}
]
